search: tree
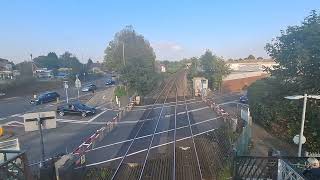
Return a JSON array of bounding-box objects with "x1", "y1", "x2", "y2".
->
[
  {"x1": 104, "y1": 25, "x2": 155, "y2": 72},
  {"x1": 59, "y1": 52, "x2": 83, "y2": 75},
  {"x1": 247, "y1": 54, "x2": 256, "y2": 60},
  {"x1": 87, "y1": 59, "x2": 93, "y2": 67},
  {"x1": 200, "y1": 50, "x2": 230, "y2": 90},
  {"x1": 104, "y1": 26, "x2": 158, "y2": 95},
  {"x1": 257, "y1": 57, "x2": 263, "y2": 60},
  {"x1": 266, "y1": 10, "x2": 320, "y2": 93},
  {"x1": 33, "y1": 52, "x2": 60, "y2": 70},
  {"x1": 248, "y1": 10, "x2": 320, "y2": 151}
]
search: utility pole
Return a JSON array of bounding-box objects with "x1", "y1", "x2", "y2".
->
[
  {"x1": 298, "y1": 94, "x2": 307, "y2": 157},
  {"x1": 38, "y1": 113, "x2": 45, "y2": 167},
  {"x1": 122, "y1": 43, "x2": 125, "y2": 66},
  {"x1": 30, "y1": 54, "x2": 34, "y2": 77}
]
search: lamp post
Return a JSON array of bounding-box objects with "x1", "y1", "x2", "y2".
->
[{"x1": 285, "y1": 94, "x2": 320, "y2": 157}]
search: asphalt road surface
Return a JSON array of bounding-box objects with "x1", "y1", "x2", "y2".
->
[{"x1": 0, "y1": 75, "x2": 120, "y2": 166}]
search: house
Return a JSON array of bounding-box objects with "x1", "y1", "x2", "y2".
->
[
  {"x1": 0, "y1": 58, "x2": 14, "y2": 80},
  {"x1": 160, "y1": 65, "x2": 166, "y2": 72},
  {"x1": 222, "y1": 60, "x2": 277, "y2": 92},
  {"x1": 34, "y1": 68, "x2": 53, "y2": 79},
  {"x1": 193, "y1": 77, "x2": 208, "y2": 97},
  {"x1": 88, "y1": 62, "x2": 103, "y2": 74}
]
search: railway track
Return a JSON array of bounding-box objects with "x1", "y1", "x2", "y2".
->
[{"x1": 81, "y1": 71, "x2": 233, "y2": 180}]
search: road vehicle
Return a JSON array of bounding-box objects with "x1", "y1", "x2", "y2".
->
[
  {"x1": 240, "y1": 95, "x2": 248, "y2": 104},
  {"x1": 81, "y1": 84, "x2": 97, "y2": 92},
  {"x1": 30, "y1": 92, "x2": 60, "y2": 105},
  {"x1": 105, "y1": 79, "x2": 115, "y2": 86},
  {"x1": 57, "y1": 102, "x2": 96, "y2": 117}
]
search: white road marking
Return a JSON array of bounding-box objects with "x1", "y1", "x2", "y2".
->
[
  {"x1": 88, "y1": 116, "x2": 222, "y2": 152},
  {"x1": 132, "y1": 100, "x2": 202, "y2": 111},
  {"x1": 88, "y1": 110, "x2": 107, "y2": 122},
  {"x1": 83, "y1": 127, "x2": 218, "y2": 167},
  {"x1": 9, "y1": 114, "x2": 21, "y2": 118},
  {"x1": 2, "y1": 120, "x2": 24, "y2": 127},
  {"x1": 164, "y1": 106, "x2": 209, "y2": 117}
]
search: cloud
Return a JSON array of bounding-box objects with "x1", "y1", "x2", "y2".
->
[
  {"x1": 152, "y1": 41, "x2": 187, "y2": 61},
  {"x1": 152, "y1": 41, "x2": 183, "y2": 52}
]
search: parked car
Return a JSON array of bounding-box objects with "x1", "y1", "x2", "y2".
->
[
  {"x1": 30, "y1": 92, "x2": 60, "y2": 105},
  {"x1": 81, "y1": 84, "x2": 97, "y2": 92},
  {"x1": 239, "y1": 95, "x2": 248, "y2": 104},
  {"x1": 57, "y1": 102, "x2": 96, "y2": 117},
  {"x1": 105, "y1": 79, "x2": 115, "y2": 86}
]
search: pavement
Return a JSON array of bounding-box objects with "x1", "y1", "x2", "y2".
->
[
  {"x1": 0, "y1": 76, "x2": 121, "y2": 166},
  {"x1": 211, "y1": 92, "x2": 297, "y2": 156}
]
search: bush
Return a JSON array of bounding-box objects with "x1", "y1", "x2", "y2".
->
[
  {"x1": 114, "y1": 86, "x2": 127, "y2": 97},
  {"x1": 247, "y1": 78, "x2": 320, "y2": 151}
]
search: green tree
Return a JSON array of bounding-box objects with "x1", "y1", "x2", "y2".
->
[
  {"x1": 200, "y1": 50, "x2": 230, "y2": 90},
  {"x1": 104, "y1": 26, "x2": 158, "y2": 95},
  {"x1": 266, "y1": 10, "x2": 320, "y2": 93},
  {"x1": 33, "y1": 52, "x2": 60, "y2": 70},
  {"x1": 248, "y1": 10, "x2": 320, "y2": 151},
  {"x1": 247, "y1": 54, "x2": 256, "y2": 60},
  {"x1": 59, "y1": 52, "x2": 83, "y2": 75}
]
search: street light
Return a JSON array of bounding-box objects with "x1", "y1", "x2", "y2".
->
[{"x1": 284, "y1": 94, "x2": 320, "y2": 157}]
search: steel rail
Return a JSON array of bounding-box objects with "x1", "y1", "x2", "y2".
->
[
  {"x1": 137, "y1": 77, "x2": 177, "y2": 180},
  {"x1": 183, "y1": 87, "x2": 204, "y2": 179},
  {"x1": 173, "y1": 83, "x2": 178, "y2": 180},
  {"x1": 87, "y1": 116, "x2": 222, "y2": 153},
  {"x1": 110, "y1": 75, "x2": 176, "y2": 180},
  {"x1": 78, "y1": 127, "x2": 219, "y2": 169}
]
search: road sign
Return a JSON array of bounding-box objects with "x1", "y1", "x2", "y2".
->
[
  {"x1": 24, "y1": 111, "x2": 56, "y2": 132},
  {"x1": 80, "y1": 154, "x2": 85, "y2": 165},
  {"x1": 0, "y1": 138, "x2": 20, "y2": 150},
  {"x1": 75, "y1": 78, "x2": 81, "y2": 89},
  {"x1": 293, "y1": 134, "x2": 306, "y2": 145},
  {"x1": 64, "y1": 81, "x2": 69, "y2": 89}
]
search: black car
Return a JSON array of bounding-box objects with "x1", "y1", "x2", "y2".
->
[
  {"x1": 81, "y1": 84, "x2": 97, "y2": 92},
  {"x1": 57, "y1": 102, "x2": 96, "y2": 117},
  {"x1": 30, "y1": 92, "x2": 60, "y2": 105},
  {"x1": 105, "y1": 79, "x2": 115, "y2": 86}
]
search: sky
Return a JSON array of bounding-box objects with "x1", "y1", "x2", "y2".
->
[{"x1": 0, "y1": 0, "x2": 319, "y2": 63}]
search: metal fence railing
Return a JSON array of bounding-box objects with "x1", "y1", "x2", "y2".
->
[
  {"x1": 0, "y1": 150, "x2": 31, "y2": 180},
  {"x1": 278, "y1": 159, "x2": 304, "y2": 180},
  {"x1": 0, "y1": 138, "x2": 20, "y2": 151}
]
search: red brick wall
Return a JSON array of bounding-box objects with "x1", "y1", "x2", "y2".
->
[{"x1": 222, "y1": 74, "x2": 268, "y2": 93}]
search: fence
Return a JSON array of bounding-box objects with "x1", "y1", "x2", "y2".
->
[
  {"x1": 278, "y1": 159, "x2": 304, "y2": 180},
  {"x1": 203, "y1": 97, "x2": 252, "y2": 156},
  {"x1": 0, "y1": 138, "x2": 20, "y2": 150},
  {"x1": 55, "y1": 98, "x2": 137, "y2": 179},
  {"x1": 0, "y1": 150, "x2": 31, "y2": 180}
]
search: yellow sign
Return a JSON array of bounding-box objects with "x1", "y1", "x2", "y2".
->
[{"x1": 0, "y1": 126, "x2": 3, "y2": 136}]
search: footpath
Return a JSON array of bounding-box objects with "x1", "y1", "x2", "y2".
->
[{"x1": 250, "y1": 123, "x2": 297, "y2": 156}]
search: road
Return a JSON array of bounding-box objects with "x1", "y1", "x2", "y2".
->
[
  {"x1": 0, "y1": 77, "x2": 107, "y2": 119},
  {"x1": 75, "y1": 71, "x2": 233, "y2": 180},
  {"x1": 0, "y1": 75, "x2": 121, "y2": 167}
]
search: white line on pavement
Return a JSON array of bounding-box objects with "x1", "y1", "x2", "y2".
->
[
  {"x1": 132, "y1": 99, "x2": 201, "y2": 111},
  {"x1": 88, "y1": 116, "x2": 222, "y2": 152},
  {"x1": 83, "y1": 127, "x2": 218, "y2": 167},
  {"x1": 88, "y1": 110, "x2": 107, "y2": 122}
]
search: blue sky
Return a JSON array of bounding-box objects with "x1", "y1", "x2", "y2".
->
[{"x1": 1, "y1": 0, "x2": 319, "y2": 63}]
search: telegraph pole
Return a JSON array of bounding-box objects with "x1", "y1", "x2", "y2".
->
[{"x1": 123, "y1": 43, "x2": 125, "y2": 66}]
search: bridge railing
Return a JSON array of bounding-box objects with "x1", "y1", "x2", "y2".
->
[{"x1": 0, "y1": 150, "x2": 31, "y2": 180}]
